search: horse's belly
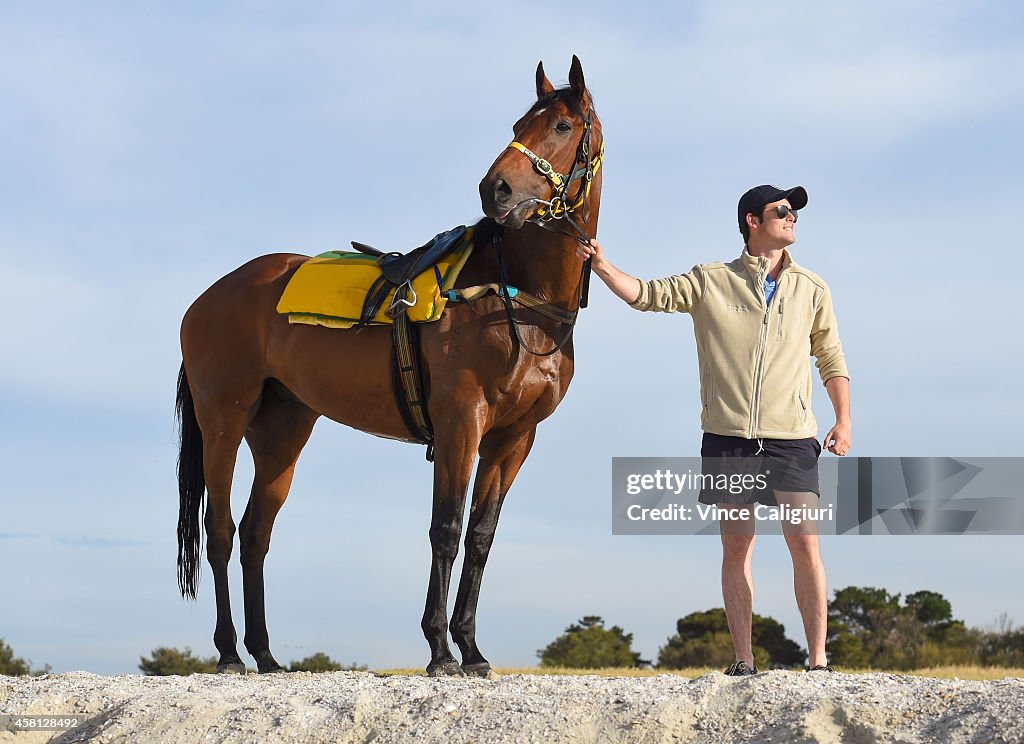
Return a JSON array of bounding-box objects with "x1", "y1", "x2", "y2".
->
[{"x1": 267, "y1": 318, "x2": 416, "y2": 441}]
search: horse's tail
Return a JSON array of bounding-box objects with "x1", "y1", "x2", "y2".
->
[{"x1": 176, "y1": 362, "x2": 205, "y2": 600}]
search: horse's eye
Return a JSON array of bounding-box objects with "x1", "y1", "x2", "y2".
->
[{"x1": 555, "y1": 121, "x2": 572, "y2": 133}]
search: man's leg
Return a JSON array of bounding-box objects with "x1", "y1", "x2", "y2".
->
[
  {"x1": 776, "y1": 490, "x2": 828, "y2": 667},
  {"x1": 720, "y1": 510, "x2": 757, "y2": 666}
]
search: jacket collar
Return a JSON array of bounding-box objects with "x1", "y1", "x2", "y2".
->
[{"x1": 740, "y1": 247, "x2": 794, "y2": 281}]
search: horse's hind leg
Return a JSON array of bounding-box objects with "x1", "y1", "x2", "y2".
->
[
  {"x1": 197, "y1": 397, "x2": 260, "y2": 674},
  {"x1": 239, "y1": 389, "x2": 318, "y2": 674},
  {"x1": 450, "y1": 427, "x2": 536, "y2": 677}
]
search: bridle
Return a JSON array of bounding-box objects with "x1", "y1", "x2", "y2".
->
[
  {"x1": 505, "y1": 107, "x2": 604, "y2": 245},
  {"x1": 486, "y1": 103, "x2": 604, "y2": 356}
]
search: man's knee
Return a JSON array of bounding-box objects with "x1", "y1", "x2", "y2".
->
[
  {"x1": 721, "y1": 533, "x2": 755, "y2": 561},
  {"x1": 785, "y1": 533, "x2": 820, "y2": 562}
]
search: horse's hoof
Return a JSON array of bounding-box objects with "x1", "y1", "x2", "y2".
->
[
  {"x1": 216, "y1": 660, "x2": 246, "y2": 675},
  {"x1": 255, "y1": 651, "x2": 287, "y2": 674},
  {"x1": 461, "y1": 662, "x2": 492, "y2": 678},
  {"x1": 426, "y1": 659, "x2": 465, "y2": 677}
]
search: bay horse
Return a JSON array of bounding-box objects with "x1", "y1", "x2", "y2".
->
[{"x1": 175, "y1": 56, "x2": 603, "y2": 676}]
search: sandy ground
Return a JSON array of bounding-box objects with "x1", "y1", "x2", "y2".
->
[{"x1": 2, "y1": 669, "x2": 1023, "y2": 743}]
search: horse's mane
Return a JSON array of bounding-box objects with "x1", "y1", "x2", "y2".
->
[
  {"x1": 471, "y1": 217, "x2": 501, "y2": 250},
  {"x1": 523, "y1": 87, "x2": 590, "y2": 120}
]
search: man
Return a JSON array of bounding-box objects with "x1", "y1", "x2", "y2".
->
[{"x1": 579, "y1": 185, "x2": 850, "y2": 674}]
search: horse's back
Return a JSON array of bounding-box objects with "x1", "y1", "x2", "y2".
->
[
  {"x1": 179, "y1": 254, "x2": 305, "y2": 412},
  {"x1": 185, "y1": 252, "x2": 307, "y2": 317},
  {"x1": 182, "y1": 253, "x2": 300, "y2": 363},
  {"x1": 182, "y1": 252, "x2": 413, "y2": 441}
]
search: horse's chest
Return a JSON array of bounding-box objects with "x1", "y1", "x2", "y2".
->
[
  {"x1": 491, "y1": 354, "x2": 571, "y2": 423},
  {"x1": 421, "y1": 305, "x2": 573, "y2": 422}
]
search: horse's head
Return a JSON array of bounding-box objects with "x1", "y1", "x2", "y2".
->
[{"x1": 479, "y1": 56, "x2": 603, "y2": 230}]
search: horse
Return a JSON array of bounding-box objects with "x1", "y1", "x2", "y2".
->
[{"x1": 175, "y1": 56, "x2": 604, "y2": 677}]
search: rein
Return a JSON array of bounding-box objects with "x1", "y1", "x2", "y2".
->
[{"x1": 493, "y1": 231, "x2": 588, "y2": 357}]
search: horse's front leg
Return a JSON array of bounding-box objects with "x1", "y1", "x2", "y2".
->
[
  {"x1": 422, "y1": 416, "x2": 482, "y2": 677},
  {"x1": 450, "y1": 427, "x2": 536, "y2": 677}
]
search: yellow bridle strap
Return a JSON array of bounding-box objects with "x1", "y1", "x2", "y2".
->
[
  {"x1": 505, "y1": 140, "x2": 605, "y2": 219},
  {"x1": 506, "y1": 141, "x2": 566, "y2": 188},
  {"x1": 539, "y1": 141, "x2": 605, "y2": 218}
]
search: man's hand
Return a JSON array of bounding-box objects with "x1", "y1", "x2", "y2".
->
[
  {"x1": 575, "y1": 238, "x2": 644, "y2": 304},
  {"x1": 824, "y1": 420, "x2": 851, "y2": 456},
  {"x1": 823, "y1": 376, "x2": 851, "y2": 455},
  {"x1": 575, "y1": 238, "x2": 607, "y2": 271}
]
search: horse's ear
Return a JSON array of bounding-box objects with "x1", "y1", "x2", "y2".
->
[
  {"x1": 568, "y1": 55, "x2": 587, "y2": 102},
  {"x1": 536, "y1": 61, "x2": 554, "y2": 99}
]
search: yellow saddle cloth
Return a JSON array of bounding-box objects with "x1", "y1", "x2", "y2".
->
[{"x1": 277, "y1": 228, "x2": 475, "y2": 329}]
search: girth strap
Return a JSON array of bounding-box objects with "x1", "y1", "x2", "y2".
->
[{"x1": 390, "y1": 288, "x2": 434, "y2": 461}]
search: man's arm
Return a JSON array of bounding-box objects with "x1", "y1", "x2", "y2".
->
[
  {"x1": 823, "y1": 375, "x2": 851, "y2": 456},
  {"x1": 577, "y1": 239, "x2": 702, "y2": 312},
  {"x1": 809, "y1": 282, "x2": 851, "y2": 455},
  {"x1": 576, "y1": 239, "x2": 642, "y2": 304}
]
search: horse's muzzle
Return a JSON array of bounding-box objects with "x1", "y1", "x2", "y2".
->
[{"x1": 480, "y1": 176, "x2": 539, "y2": 229}]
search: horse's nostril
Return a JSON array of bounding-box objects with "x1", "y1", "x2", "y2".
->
[{"x1": 493, "y1": 178, "x2": 512, "y2": 205}]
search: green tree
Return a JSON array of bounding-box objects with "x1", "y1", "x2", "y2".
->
[
  {"x1": 658, "y1": 630, "x2": 740, "y2": 669},
  {"x1": 657, "y1": 608, "x2": 805, "y2": 669},
  {"x1": 827, "y1": 587, "x2": 979, "y2": 669},
  {"x1": 827, "y1": 586, "x2": 908, "y2": 668},
  {"x1": 905, "y1": 590, "x2": 952, "y2": 626},
  {"x1": 538, "y1": 616, "x2": 648, "y2": 668},
  {"x1": 982, "y1": 628, "x2": 1024, "y2": 666},
  {"x1": 139, "y1": 646, "x2": 218, "y2": 675},
  {"x1": 0, "y1": 638, "x2": 32, "y2": 676},
  {"x1": 828, "y1": 586, "x2": 903, "y2": 637},
  {"x1": 287, "y1": 653, "x2": 367, "y2": 673},
  {"x1": 978, "y1": 615, "x2": 1024, "y2": 667}
]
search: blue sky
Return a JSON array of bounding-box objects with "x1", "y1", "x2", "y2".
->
[{"x1": 2, "y1": 1, "x2": 1023, "y2": 674}]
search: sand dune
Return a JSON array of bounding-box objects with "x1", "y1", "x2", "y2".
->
[{"x1": 2, "y1": 669, "x2": 1022, "y2": 743}]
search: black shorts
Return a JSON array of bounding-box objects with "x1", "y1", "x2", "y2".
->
[{"x1": 698, "y1": 433, "x2": 822, "y2": 505}]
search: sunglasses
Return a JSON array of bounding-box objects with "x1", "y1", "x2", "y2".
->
[{"x1": 763, "y1": 204, "x2": 798, "y2": 222}]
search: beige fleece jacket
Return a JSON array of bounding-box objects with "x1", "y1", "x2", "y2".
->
[{"x1": 630, "y1": 248, "x2": 849, "y2": 440}]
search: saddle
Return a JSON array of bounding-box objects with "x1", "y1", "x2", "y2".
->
[
  {"x1": 353, "y1": 224, "x2": 468, "y2": 285},
  {"x1": 277, "y1": 226, "x2": 474, "y2": 329},
  {"x1": 353, "y1": 226, "x2": 468, "y2": 326},
  {"x1": 276, "y1": 225, "x2": 475, "y2": 462}
]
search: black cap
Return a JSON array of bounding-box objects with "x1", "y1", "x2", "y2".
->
[{"x1": 738, "y1": 185, "x2": 808, "y2": 232}]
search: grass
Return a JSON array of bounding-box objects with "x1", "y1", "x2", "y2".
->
[
  {"x1": 889, "y1": 665, "x2": 1024, "y2": 680},
  {"x1": 373, "y1": 665, "x2": 1024, "y2": 681}
]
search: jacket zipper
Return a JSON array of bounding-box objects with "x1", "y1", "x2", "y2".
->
[
  {"x1": 777, "y1": 296, "x2": 784, "y2": 338},
  {"x1": 748, "y1": 265, "x2": 771, "y2": 437}
]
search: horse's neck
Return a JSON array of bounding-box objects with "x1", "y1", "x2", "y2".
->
[{"x1": 500, "y1": 205, "x2": 600, "y2": 309}]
